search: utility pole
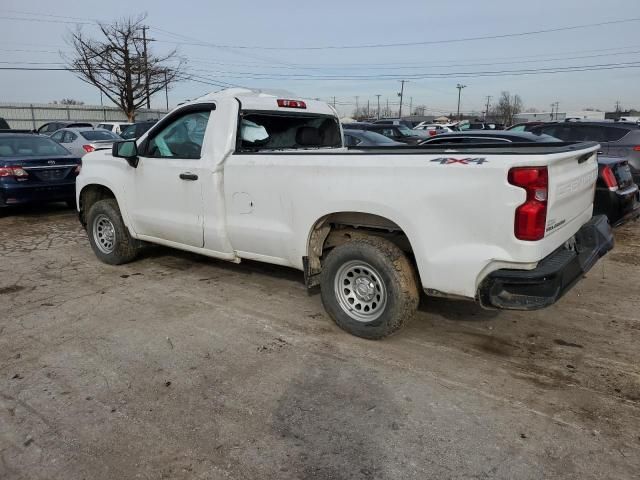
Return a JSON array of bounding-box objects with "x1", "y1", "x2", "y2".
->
[
  {"x1": 355, "y1": 96, "x2": 359, "y2": 117},
  {"x1": 375, "y1": 94, "x2": 381, "y2": 120},
  {"x1": 332, "y1": 96, "x2": 336, "y2": 108},
  {"x1": 615, "y1": 100, "x2": 621, "y2": 113},
  {"x1": 386, "y1": 98, "x2": 389, "y2": 118},
  {"x1": 398, "y1": 80, "x2": 406, "y2": 118},
  {"x1": 164, "y1": 70, "x2": 169, "y2": 110},
  {"x1": 484, "y1": 95, "x2": 492, "y2": 121},
  {"x1": 142, "y1": 25, "x2": 151, "y2": 109},
  {"x1": 456, "y1": 84, "x2": 466, "y2": 121},
  {"x1": 551, "y1": 101, "x2": 560, "y2": 120},
  {"x1": 366, "y1": 99, "x2": 370, "y2": 119},
  {"x1": 409, "y1": 97, "x2": 413, "y2": 116}
]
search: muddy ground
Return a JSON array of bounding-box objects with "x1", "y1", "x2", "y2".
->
[{"x1": 1, "y1": 204, "x2": 639, "y2": 479}]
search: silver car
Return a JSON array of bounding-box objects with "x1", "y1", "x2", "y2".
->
[{"x1": 50, "y1": 127, "x2": 121, "y2": 157}]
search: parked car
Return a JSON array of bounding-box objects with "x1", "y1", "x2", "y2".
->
[
  {"x1": 507, "y1": 122, "x2": 546, "y2": 132},
  {"x1": 358, "y1": 123, "x2": 423, "y2": 145},
  {"x1": 50, "y1": 128, "x2": 121, "y2": 157},
  {"x1": 97, "y1": 122, "x2": 133, "y2": 135},
  {"x1": 413, "y1": 124, "x2": 455, "y2": 137},
  {"x1": 458, "y1": 121, "x2": 504, "y2": 131},
  {"x1": 0, "y1": 118, "x2": 10, "y2": 130},
  {"x1": 119, "y1": 120, "x2": 158, "y2": 140},
  {"x1": 0, "y1": 133, "x2": 81, "y2": 210},
  {"x1": 76, "y1": 89, "x2": 611, "y2": 339},
  {"x1": 594, "y1": 157, "x2": 640, "y2": 226},
  {"x1": 419, "y1": 131, "x2": 559, "y2": 145},
  {"x1": 373, "y1": 119, "x2": 414, "y2": 128},
  {"x1": 529, "y1": 121, "x2": 640, "y2": 184},
  {"x1": 344, "y1": 129, "x2": 404, "y2": 146},
  {"x1": 36, "y1": 121, "x2": 94, "y2": 136}
]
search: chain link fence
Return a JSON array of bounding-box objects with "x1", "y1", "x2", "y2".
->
[{"x1": 0, "y1": 103, "x2": 169, "y2": 130}]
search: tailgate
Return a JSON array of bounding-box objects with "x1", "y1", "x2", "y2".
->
[{"x1": 545, "y1": 148, "x2": 598, "y2": 236}]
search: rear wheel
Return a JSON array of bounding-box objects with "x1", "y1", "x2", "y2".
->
[
  {"x1": 86, "y1": 199, "x2": 138, "y2": 265},
  {"x1": 320, "y1": 236, "x2": 419, "y2": 339}
]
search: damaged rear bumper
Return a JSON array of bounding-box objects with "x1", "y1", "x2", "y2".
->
[{"x1": 478, "y1": 215, "x2": 614, "y2": 310}]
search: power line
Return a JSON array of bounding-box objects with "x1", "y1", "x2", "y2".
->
[{"x1": 151, "y1": 17, "x2": 640, "y2": 50}]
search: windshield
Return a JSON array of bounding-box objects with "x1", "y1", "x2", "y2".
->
[
  {"x1": 80, "y1": 130, "x2": 120, "y2": 141},
  {"x1": 0, "y1": 135, "x2": 70, "y2": 157},
  {"x1": 361, "y1": 131, "x2": 398, "y2": 144}
]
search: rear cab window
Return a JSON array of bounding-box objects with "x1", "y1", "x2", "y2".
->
[{"x1": 237, "y1": 112, "x2": 341, "y2": 152}]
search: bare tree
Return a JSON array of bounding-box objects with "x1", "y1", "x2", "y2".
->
[
  {"x1": 490, "y1": 91, "x2": 523, "y2": 126},
  {"x1": 65, "y1": 15, "x2": 185, "y2": 121}
]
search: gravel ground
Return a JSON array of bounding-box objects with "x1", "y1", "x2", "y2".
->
[{"x1": 1, "y1": 204, "x2": 639, "y2": 480}]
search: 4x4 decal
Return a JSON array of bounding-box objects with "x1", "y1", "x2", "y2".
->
[{"x1": 430, "y1": 157, "x2": 488, "y2": 165}]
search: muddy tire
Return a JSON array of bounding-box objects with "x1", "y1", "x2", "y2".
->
[
  {"x1": 86, "y1": 198, "x2": 138, "y2": 265},
  {"x1": 320, "y1": 236, "x2": 419, "y2": 339}
]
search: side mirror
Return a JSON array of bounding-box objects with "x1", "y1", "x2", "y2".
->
[{"x1": 112, "y1": 140, "x2": 139, "y2": 168}]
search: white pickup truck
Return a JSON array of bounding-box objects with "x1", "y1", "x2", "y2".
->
[{"x1": 76, "y1": 88, "x2": 613, "y2": 339}]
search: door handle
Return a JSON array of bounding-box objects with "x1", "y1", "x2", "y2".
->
[{"x1": 179, "y1": 172, "x2": 198, "y2": 181}]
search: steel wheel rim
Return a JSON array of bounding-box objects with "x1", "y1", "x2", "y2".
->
[
  {"x1": 93, "y1": 214, "x2": 116, "y2": 254},
  {"x1": 334, "y1": 260, "x2": 387, "y2": 322}
]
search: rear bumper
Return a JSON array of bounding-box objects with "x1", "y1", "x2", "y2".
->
[
  {"x1": 478, "y1": 215, "x2": 614, "y2": 310},
  {"x1": 594, "y1": 184, "x2": 640, "y2": 227},
  {"x1": 0, "y1": 182, "x2": 76, "y2": 207}
]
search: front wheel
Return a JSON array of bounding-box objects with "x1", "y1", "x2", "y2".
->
[
  {"x1": 86, "y1": 198, "x2": 138, "y2": 265},
  {"x1": 320, "y1": 236, "x2": 419, "y2": 339}
]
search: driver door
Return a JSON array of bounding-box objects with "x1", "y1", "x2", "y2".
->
[{"x1": 127, "y1": 106, "x2": 213, "y2": 248}]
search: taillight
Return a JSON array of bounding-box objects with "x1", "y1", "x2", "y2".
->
[
  {"x1": 508, "y1": 166, "x2": 548, "y2": 241},
  {"x1": 633, "y1": 146, "x2": 640, "y2": 152},
  {"x1": 601, "y1": 165, "x2": 618, "y2": 191},
  {"x1": 0, "y1": 166, "x2": 28, "y2": 179},
  {"x1": 277, "y1": 99, "x2": 306, "y2": 109},
  {"x1": 82, "y1": 145, "x2": 95, "y2": 153}
]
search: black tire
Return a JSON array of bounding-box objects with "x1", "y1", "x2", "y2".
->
[
  {"x1": 320, "y1": 236, "x2": 419, "y2": 339},
  {"x1": 86, "y1": 198, "x2": 138, "y2": 265}
]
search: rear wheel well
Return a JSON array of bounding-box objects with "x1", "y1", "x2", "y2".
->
[
  {"x1": 79, "y1": 185, "x2": 116, "y2": 226},
  {"x1": 305, "y1": 212, "x2": 418, "y2": 287}
]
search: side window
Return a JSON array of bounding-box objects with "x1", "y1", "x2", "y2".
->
[
  {"x1": 51, "y1": 131, "x2": 64, "y2": 142},
  {"x1": 510, "y1": 125, "x2": 525, "y2": 132},
  {"x1": 63, "y1": 132, "x2": 77, "y2": 143},
  {"x1": 146, "y1": 110, "x2": 211, "y2": 159},
  {"x1": 570, "y1": 125, "x2": 607, "y2": 142},
  {"x1": 605, "y1": 127, "x2": 630, "y2": 142},
  {"x1": 381, "y1": 128, "x2": 395, "y2": 136}
]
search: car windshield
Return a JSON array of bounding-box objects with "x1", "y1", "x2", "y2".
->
[
  {"x1": 0, "y1": 135, "x2": 70, "y2": 157},
  {"x1": 80, "y1": 130, "x2": 120, "y2": 141},
  {"x1": 396, "y1": 125, "x2": 416, "y2": 137},
  {"x1": 360, "y1": 131, "x2": 398, "y2": 144}
]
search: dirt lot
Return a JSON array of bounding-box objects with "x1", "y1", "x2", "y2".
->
[{"x1": 1, "y1": 205, "x2": 639, "y2": 480}]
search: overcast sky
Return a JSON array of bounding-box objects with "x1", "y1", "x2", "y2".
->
[{"x1": 1, "y1": 0, "x2": 639, "y2": 116}]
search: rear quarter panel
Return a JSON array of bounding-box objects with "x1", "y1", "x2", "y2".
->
[{"x1": 223, "y1": 145, "x2": 599, "y2": 298}]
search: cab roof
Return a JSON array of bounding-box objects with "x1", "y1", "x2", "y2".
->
[{"x1": 192, "y1": 88, "x2": 338, "y2": 116}]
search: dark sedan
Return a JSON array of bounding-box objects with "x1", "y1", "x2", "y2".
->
[
  {"x1": 351, "y1": 123, "x2": 423, "y2": 145},
  {"x1": 0, "y1": 134, "x2": 81, "y2": 211},
  {"x1": 344, "y1": 129, "x2": 404, "y2": 146},
  {"x1": 419, "y1": 130, "x2": 558, "y2": 145},
  {"x1": 594, "y1": 157, "x2": 640, "y2": 226}
]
